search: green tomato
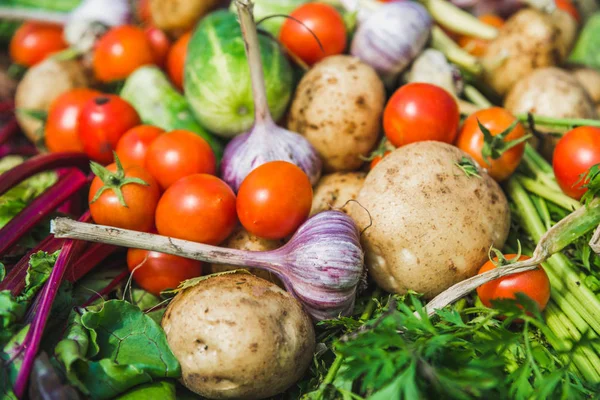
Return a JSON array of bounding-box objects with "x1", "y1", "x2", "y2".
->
[{"x1": 184, "y1": 11, "x2": 293, "y2": 138}]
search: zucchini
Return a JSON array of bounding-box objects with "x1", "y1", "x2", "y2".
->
[{"x1": 120, "y1": 66, "x2": 224, "y2": 159}]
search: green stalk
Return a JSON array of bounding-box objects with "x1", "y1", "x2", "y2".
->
[
  {"x1": 430, "y1": 26, "x2": 482, "y2": 76},
  {"x1": 419, "y1": 0, "x2": 498, "y2": 39},
  {"x1": 531, "y1": 196, "x2": 552, "y2": 230},
  {"x1": 463, "y1": 85, "x2": 492, "y2": 108},
  {"x1": 0, "y1": 6, "x2": 68, "y2": 23},
  {"x1": 521, "y1": 145, "x2": 562, "y2": 193},
  {"x1": 517, "y1": 114, "x2": 600, "y2": 129},
  {"x1": 517, "y1": 175, "x2": 581, "y2": 211}
]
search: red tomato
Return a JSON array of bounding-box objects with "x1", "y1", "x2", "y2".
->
[
  {"x1": 555, "y1": 0, "x2": 580, "y2": 22},
  {"x1": 553, "y1": 127, "x2": 600, "y2": 200},
  {"x1": 458, "y1": 15, "x2": 504, "y2": 57},
  {"x1": 79, "y1": 95, "x2": 141, "y2": 164},
  {"x1": 383, "y1": 83, "x2": 459, "y2": 147},
  {"x1": 145, "y1": 26, "x2": 171, "y2": 67},
  {"x1": 477, "y1": 255, "x2": 550, "y2": 312},
  {"x1": 93, "y1": 25, "x2": 154, "y2": 83},
  {"x1": 166, "y1": 32, "x2": 191, "y2": 90},
  {"x1": 279, "y1": 3, "x2": 346, "y2": 66},
  {"x1": 155, "y1": 174, "x2": 238, "y2": 245},
  {"x1": 145, "y1": 129, "x2": 216, "y2": 190},
  {"x1": 115, "y1": 125, "x2": 164, "y2": 167},
  {"x1": 127, "y1": 248, "x2": 203, "y2": 295},
  {"x1": 237, "y1": 161, "x2": 313, "y2": 240},
  {"x1": 89, "y1": 162, "x2": 161, "y2": 232},
  {"x1": 456, "y1": 107, "x2": 526, "y2": 182},
  {"x1": 370, "y1": 151, "x2": 391, "y2": 170},
  {"x1": 45, "y1": 88, "x2": 100, "y2": 153},
  {"x1": 9, "y1": 22, "x2": 67, "y2": 67}
]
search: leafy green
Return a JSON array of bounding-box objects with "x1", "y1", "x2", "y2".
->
[
  {"x1": 71, "y1": 264, "x2": 127, "y2": 306},
  {"x1": 115, "y1": 381, "x2": 176, "y2": 400},
  {"x1": 0, "y1": 325, "x2": 29, "y2": 400},
  {"x1": 55, "y1": 300, "x2": 181, "y2": 399},
  {"x1": 454, "y1": 157, "x2": 481, "y2": 179},
  {"x1": 0, "y1": 263, "x2": 5, "y2": 282},
  {"x1": 569, "y1": 13, "x2": 600, "y2": 70}
]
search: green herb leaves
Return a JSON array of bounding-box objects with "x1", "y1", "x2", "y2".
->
[{"x1": 455, "y1": 157, "x2": 481, "y2": 178}]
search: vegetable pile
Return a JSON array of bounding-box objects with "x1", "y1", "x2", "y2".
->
[{"x1": 0, "y1": 0, "x2": 600, "y2": 398}]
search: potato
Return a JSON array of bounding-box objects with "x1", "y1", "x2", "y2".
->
[
  {"x1": 287, "y1": 55, "x2": 385, "y2": 172},
  {"x1": 162, "y1": 273, "x2": 315, "y2": 399},
  {"x1": 482, "y1": 8, "x2": 576, "y2": 96},
  {"x1": 209, "y1": 226, "x2": 284, "y2": 286},
  {"x1": 310, "y1": 172, "x2": 366, "y2": 216},
  {"x1": 572, "y1": 67, "x2": 600, "y2": 104},
  {"x1": 149, "y1": 0, "x2": 221, "y2": 35},
  {"x1": 15, "y1": 58, "x2": 88, "y2": 143},
  {"x1": 505, "y1": 67, "x2": 598, "y2": 160},
  {"x1": 349, "y1": 141, "x2": 510, "y2": 298}
]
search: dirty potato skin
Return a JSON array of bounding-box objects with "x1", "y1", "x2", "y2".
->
[
  {"x1": 15, "y1": 58, "x2": 88, "y2": 143},
  {"x1": 149, "y1": 0, "x2": 220, "y2": 35},
  {"x1": 287, "y1": 55, "x2": 385, "y2": 172},
  {"x1": 572, "y1": 67, "x2": 600, "y2": 105},
  {"x1": 162, "y1": 274, "x2": 315, "y2": 399},
  {"x1": 310, "y1": 172, "x2": 366, "y2": 216},
  {"x1": 209, "y1": 226, "x2": 284, "y2": 286},
  {"x1": 349, "y1": 141, "x2": 510, "y2": 298}
]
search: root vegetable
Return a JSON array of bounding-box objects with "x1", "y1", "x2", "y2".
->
[
  {"x1": 349, "y1": 141, "x2": 510, "y2": 298},
  {"x1": 287, "y1": 55, "x2": 385, "y2": 172},
  {"x1": 310, "y1": 172, "x2": 366, "y2": 216},
  {"x1": 15, "y1": 58, "x2": 88, "y2": 143},
  {"x1": 482, "y1": 8, "x2": 577, "y2": 96},
  {"x1": 572, "y1": 67, "x2": 600, "y2": 104},
  {"x1": 149, "y1": 0, "x2": 221, "y2": 35},
  {"x1": 161, "y1": 273, "x2": 315, "y2": 399}
]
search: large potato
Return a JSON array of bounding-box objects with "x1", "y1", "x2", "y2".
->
[
  {"x1": 288, "y1": 55, "x2": 385, "y2": 172},
  {"x1": 162, "y1": 274, "x2": 315, "y2": 399},
  {"x1": 209, "y1": 226, "x2": 284, "y2": 286},
  {"x1": 482, "y1": 9, "x2": 576, "y2": 96},
  {"x1": 149, "y1": 0, "x2": 221, "y2": 35},
  {"x1": 349, "y1": 141, "x2": 510, "y2": 298},
  {"x1": 572, "y1": 67, "x2": 600, "y2": 104},
  {"x1": 15, "y1": 58, "x2": 88, "y2": 143},
  {"x1": 310, "y1": 172, "x2": 366, "y2": 216}
]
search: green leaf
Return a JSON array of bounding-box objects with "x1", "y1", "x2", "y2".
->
[
  {"x1": 115, "y1": 381, "x2": 176, "y2": 400},
  {"x1": 0, "y1": 291, "x2": 27, "y2": 345},
  {"x1": 0, "y1": 324, "x2": 30, "y2": 396},
  {"x1": 454, "y1": 157, "x2": 481, "y2": 179},
  {"x1": 53, "y1": 311, "x2": 92, "y2": 394},
  {"x1": 72, "y1": 264, "x2": 127, "y2": 306},
  {"x1": 0, "y1": 263, "x2": 5, "y2": 283},
  {"x1": 18, "y1": 251, "x2": 59, "y2": 303}
]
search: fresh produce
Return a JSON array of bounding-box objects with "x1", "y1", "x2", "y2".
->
[
  {"x1": 228, "y1": 0, "x2": 307, "y2": 36},
  {"x1": 184, "y1": 10, "x2": 293, "y2": 137},
  {"x1": 457, "y1": 13, "x2": 504, "y2": 56},
  {"x1": 44, "y1": 88, "x2": 99, "y2": 153},
  {"x1": 115, "y1": 124, "x2": 164, "y2": 168},
  {"x1": 161, "y1": 273, "x2": 315, "y2": 399},
  {"x1": 383, "y1": 82, "x2": 460, "y2": 148},
  {"x1": 88, "y1": 158, "x2": 160, "y2": 232},
  {"x1": 350, "y1": 1, "x2": 432, "y2": 83},
  {"x1": 144, "y1": 26, "x2": 170, "y2": 68},
  {"x1": 279, "y1": 3, "x2": 346, "y2": 66},
  {"x1": 127, "y1": 248, "x2": 203, "y2": 295},
  {"x1": 9, "y1": 21, "x2": 66, "y2": 67},
  {"x1": 569, "y1": 12, "x2": 600, "y2": 69},
  {"x1": 477, "y1": 254, "x2": 551, "y2": 311},
  {"x1": 120, "y1": 66, "x2": 223, "y2": 158},
  {"x1": 78, "y1": 94, "x2": 141, "y2": 164},
  {"x1": 572, "y1": 67, "x2": 600, "y2": 113},
  {"x1": 148, "y1": 0, "x2": 220, "y2": 35},
  {"x1": 288, "y1": 55, "x2": 385, "y2": 172},
  {"x1": 166, "y1": 31, "x2": 190, "y2": 90},
  {"x1": 15, "y1": 57, "x2": 88, "y2": 143},
  {"x1": 155, "y1": 174, "x2": 237, "y2": 245},
  {"x1": 553, "y1": 126, "x2": 600, "y2": 200},
  {"x1": 237, "y1": 161, "x2": 313, "y2": 240},
  {"x1": 93, "y1": 25, "x2": 154, "y2": 83},
  {"x1": 220, "y1": 1, "x2": 321, "y2": 191},
  {"x1": 349, "y1": 141, "x2": 510, "y2": 297},
  {"x1": 404, "y1": 49, "x2": 463, "y2": 98},
  {"x1": 456, "y1": 107, "x2": 527, "y2": 181},
  {"x1": 145, "y1": 129, "x2": 216, "y2": 190},
  {"x1": 310, "y1": 171, "x2": 366, "y2": 216}
]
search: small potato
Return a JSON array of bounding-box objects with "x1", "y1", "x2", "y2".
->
[
  {"x1": 288, "y1": 55, "x2": 385, "y2": 172},
  {"x1": 349, "y1": 141, "x2": 510, "y2": 298},
  {"x1": 209, "y1": 226, "x2": 284, "y2": 286},
  {"x1": 572, "y1": 67, "x2": 600, "y2": 104},
  {"x1": 15, "y1": 58, "x2": 88, "y2": 143},
  {"x1": 149, "y1": 0, "x2": 221, "y2": 35},
  {"x1": 310, "y1": 172, "x2": 366, "y2": 216},
  {"x1": 162, "y1": 273, "x2": 315, "y2": 400}
]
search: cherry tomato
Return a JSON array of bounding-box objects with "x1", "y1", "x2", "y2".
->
[
  {"x1": 458, "y1": 15, "x2": 504, "y2": 57},
  {"x1": 9, "y1": 22, "x2": 67, "y2": 67},
  {"x1": 555, "y1": 0, "x2": 580, "y2": 22},
  {"x1": 370, "y1": 151, "x2": 391, "y2": 170},
  {"x1": 383, "y1": 83, "x2": 459, "y2": 147},
  {"x1": 456, "y1": 107, "x2": 526, "y2": 182},
  {"x1": 477, "y1": 255, "x2": 550, "y2": 312},
  {"x1": 45, "y1": 88, "x2": 100, "y2": 153},
  {"x1": 93, "y1": 25, "x2": 154, "y2": 83},
  {"x1": 79, "y1": 95, "x2": 141, "y2": 164},
  {"x1": 115, "y1": 125, "x2": 164, "y2": 167},
  {"x1": 89, "y1": 162, "x2": 161, "y2": 232},
  {"x1": 145, "y1": 26, "x2": 170, "y2": 67},
  {"x1": 127, "y1": 248, "x2": 202, "y2": 295},
  {"x1": 279, "y1": 3, "x2": 346, "y2": 66},
  {"x1": 166, "y1": 32, "x2": 191, "y2": 90},
  {"x1": 553, "y1": 127, "x2": 600, "y2": 200},
  {"x1": 155, "y1": 174, "x2": 238, "y2": 245},
  {"x1": 145, "y1": 129, "x2": 216, "y2": 190},
  {"x1": 237, "y1": 161, "x2": 313, "y2": 240}
]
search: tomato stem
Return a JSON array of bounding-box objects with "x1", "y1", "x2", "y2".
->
[
  {"x1": 479, "y1": 118, "x2": 531, "y2": 164},
  {"x1": 89, "y1": 153, "x2": 149, "y2": 207}
]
